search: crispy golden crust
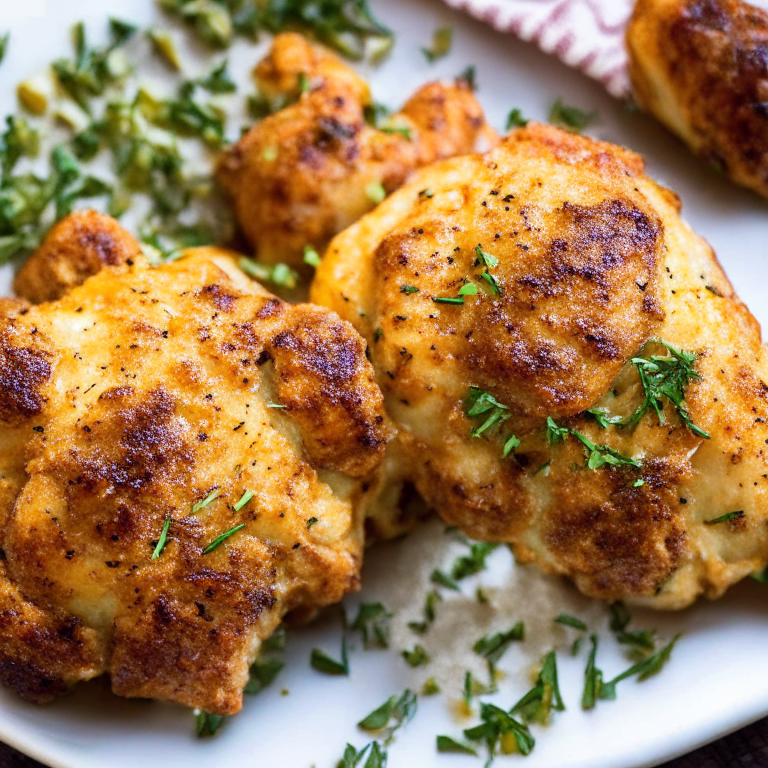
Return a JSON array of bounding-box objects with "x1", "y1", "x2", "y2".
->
[
  {"x1": 627, "y1": 0, "x2": 768, "y2": 199},
  {"x1": 0, "y1": 237, "x2": 389, "y2": 712},
  {"x1": 312, "y1": 123, "x2": 768, "y2": 608},
  {"x1": 13, "y1": 210, "x2": 144, "y2": 303},
  {"x1": 216, "y1": 33, "x2": 498, "y2": 267}
]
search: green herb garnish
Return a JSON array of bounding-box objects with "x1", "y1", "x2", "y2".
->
[
  {"x1": 436, "y1": 735, "x2": 478, "y2": 755},
  {"x1": 233, "y1": 489, "x2": 254, "y2": 512},
  {"x1": 244, "y1": 657, "x2": 284, "y2": 694},
  {"x1": 351, "y1": 602, "x2": 393, "y2": 649},
  {"x1": 464, "y1": 703, "x2": 535, "y2": 761},
  {"x1": 422, "y1": 26, "x2": 453, "y2": 62},
  {"x1": 506, "y1": 108, "x2": 528, "y2": 130},
  {"x1": 151, "y1": 517, "x2": 172, "y2": 559},
  {"x1": 546, "y1": 418, "x2": 641, "y2": 470},
  {"x1": 196, "y1": 710, "x2": 225, "y2": 737},
  {"x1": 705, "y1": 510, "x2": 744, "y2": 525},
  {"x1": 512, "y1": 651, "x2": 564, "y2": 724},
  {"x1": 53, "y1": 20, "x2": 137, "y2": 111},
  {"x1": 203, "y1": 523, "x2": 245, "y2": 553},
  {"x1": 358, "y1": 689, "x2": 417, "y2": 745},
  {"x1": 402, "y1": 644, "x2": 429, "y2": 667},
  {"x1": 400, "y1": 284, "x2": 419, "y2": 294},
  {"x1": 303, "y1": 244, "x2": 321, "y2": 268},
  {"x1": 0, "y1": 33, "x2": 9, "y2": 67},
  {"x1": 238, "y1": 257, "x2": 299, "y2": 289},
  {"x1": 431, "y1": 568, "x2": 460, "y2": 591},
  {"x1": 474, "y1": 622, "x2": 524, "y2": 671},
  {"x1": 311, "y1": 637, "x2": 349, "y2": 675},
  {"x1": 549, "y1": 98, "x2": 596, "y2": 132},
  {"x1": 338, "y1": 741, "x2": 387, "y2": 768},
  {"x1": 457, "y1": 65, "x2": 476, "y2": 91},
  {"x1": 191, "y1": 487, "x2": 220, "y2": 513},
  {"x1": 306, "y1": 516, "x2": 319, "y2": 528},
  {"x1": 626, "y1": 339, "x2": 709, "y2": 438},
  {"x1": 554, "y1": 613, "x2": 587, "y2": 631}
]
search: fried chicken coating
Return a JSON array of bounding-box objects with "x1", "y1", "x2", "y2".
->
[
  {"x1": 312, "y1": 123, "x2": 768, "y2": 609},
  {"x1": 0, "y1": 227, "x2": 390, "y2": 714},
  {"x1": 13, "y1": 209, "x2": 144, "y2": 303},
  {"x1": 627, "y1": 0, "x2": 768, "y2": 200},
  {"x1": 217, "y1": 33, "x2": 498, "y2": 267}
]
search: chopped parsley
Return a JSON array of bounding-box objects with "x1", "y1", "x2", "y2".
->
[
  {"x1": 338, "y1": 740, "x2": 387, "y2": 768},
  {"x1": 549, "y1": 98, "x2": 596, "y2": 133},
  {"x1": 587, "y1": 407, "x2": 623, "y2": 429},
  {"x1": 418, "y1": 188, "x2": 434, "y2": 199},
  {"x1": 259, "y1": 0, "x2": 394, "y2": 62},
  {"x1": 582, "y1": 633, "x2": 681, "y2": 708},
  {"x1": 422, "y1": 677, "x2": 440, "y2": 696},
  {"x1": 52, "y1": 20, "x2": 137, "y2": 111},
  {"x1": 151, "y1": 517, "x2": 172, "y2": 559},
  {"x1": 458, "y1": 282, "x2": 478, "y2": 297},
  {"x1": 306, "y1": 516, "x2": 319, "y2": 528},
  {"x1": 365, "y1": 180, "x2": 386, "y2": 204},
  {"x1": 195, "y1": 58, "x2": 237, "y2": 94},
  {"x1": 0, "y1": 33, "x2": 8, "y2": 67},
  {"x1": 463, "y1": 669, "x2": 495, "y2": 706},
  {"x1": 554, "y1": 613, "x2": 587, "y2": 631},
  {"x1": 196, "y1": 710, "x2": 225, "y2": 737},
  {"x1": 457, "y1": 65, "x2": 476, "y2": 91},
  {"x1": 474, "y1": 622, "x2": 524, "y2": 681},
  {"x1": 465, "y1": 387, "x2": 519, "y2": 458},
  {"x1": 451, "y1": 540, "x2": 499, "y2": 580},
  {"x1": 203, "y1": 523, "x2": 246, "y2": 553},
  {"x1": 436, "y1": 735, "x2": 478, "y2": 755},
  {"x1": 571, "y1": 429, "x2": 642, "y2": 470},
  {"x1": 380, "y1": 124, "x2": 412, "y2": 140},
  {"x1": 422, "y1": 26, "x2": 453, "y2": 63},
  {"x1": 311, "y1": 637, "x2": 349, "y2": 675},
  {"x1": 191, "y1": 487, "x2": 220, "y2": 513},
  {"x1": 351, "y1": 602, "x2": 393, "y2": 649},
  {"x1": 511, "y1": 651, "x2": 564, "y2": 724},
  {"x1": 233, "y1": 489, "x2": 254, "y2": 512},
  {"x1": 244, "y1": 657, "x2": 284, "y2": 695},
  {"x1": 546, "y1": 417, "x2": 641, "y2": 470},
  {"x1": 400, "y1": 284, "x2": 419, "y2": 294},
  {"x1": 303, "y1": 244, "x2": 321, "y2": 268},
  {"x1": 626, "y1": 340, "x2": 709, "y2": 438},
  {"x1": 408, "y1": 590, "x2": 442, "y2": 634},
  {"x1": 238, "y1": 257, "x2": 299, "y2": 289},
  {"x1": 705, "y1": 510, "x2": 744, "y2": 525},
  {"x1": 358, "y1": 689, "x2": 417, "y2": 745},
  {"x1": 402, "y1": 644, "x2": 429, "y2": 667},
  {"x1": 506, "y1": 108, "x2": 528, "y2": 130},
  {"x1": 463, "y1": 703, "x2": 535, "y2": 761}
]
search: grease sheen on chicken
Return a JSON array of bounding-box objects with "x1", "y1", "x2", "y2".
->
[
  {"x1": 0, "y1": 219, "x2": 390, "y2": 714},
  {"x1": 312, "y1": 123, "x2": 768, "y2": 609},
  {"x1": 217, "y1": 33, "x2": 497, "y2": 267}
]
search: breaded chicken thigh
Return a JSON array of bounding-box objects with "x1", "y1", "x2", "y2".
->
[
  {"x1": 627, "y1": 0, "x2": 768, "y2": 200},
  {"x1": 217, "y1": 33, "x2": 498, "y2": 267},
  {"x1": 312, "y1": 123, "x2": 768, "y2": 609},
  {"x1": 0, "y1": 221, "x2": 390, "y2": 714}
]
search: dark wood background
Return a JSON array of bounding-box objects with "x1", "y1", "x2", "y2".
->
[{"x1": 2, "y1": 717, "x2": 767, "y2": 767}]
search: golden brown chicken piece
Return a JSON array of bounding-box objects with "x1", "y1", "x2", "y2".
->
[
  {"x1": 627, "y1": 0, "x2": 768, "y2": 200},
  {"x1": 312, "y1": 123, "x2": 768, "y2": 610},
  {"x1": 13, "y1": 209, "x2": 144, "y2": 303},
  {"x1": 0, "y1": 226, "x2": 390, "y2": 714},
  {"x1": 217, "y1": 33, "x2": 498, "y2": 267}
]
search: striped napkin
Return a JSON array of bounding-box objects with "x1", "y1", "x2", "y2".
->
[{"x1": 442, "y1": 0, "x2": 635, "y2": 98}]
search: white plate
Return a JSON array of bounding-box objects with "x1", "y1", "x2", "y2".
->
[{"x1": 1, "y1": 1, "x2": 768, "y2": 767}]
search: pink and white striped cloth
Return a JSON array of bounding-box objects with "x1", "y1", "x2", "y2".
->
[{"x1": 443, "y1": 0, "x2": 635, "y2": 98}]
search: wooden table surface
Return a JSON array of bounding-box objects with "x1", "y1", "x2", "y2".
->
[{"x1": 2, "y1": 716, "x2": 767, "y2": 767}]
